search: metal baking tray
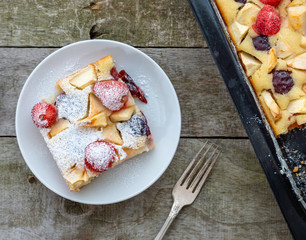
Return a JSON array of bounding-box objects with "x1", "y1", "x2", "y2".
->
[{"x1": 188, "y1": 0, "x2": 306, "y2": 239}]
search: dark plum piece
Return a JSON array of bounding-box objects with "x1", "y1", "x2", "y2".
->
[
  {"x1": 110, "y1": 67, "x2": 120, "y2": 80},
  {"x1": 119, "y1": 70, "x2": 147, "y2": 104},
  {"x1": 273, "y1": 70, "x2": 294, "y2": 94},
  {"x1": 235, "y1": 0, "x2": 247, "y2": 3},
  {"x1": 110, "y1": 67, "x2": 147, "y2": 104},
  {"x1": 252, "y1": 35, "x2": 271, "y2": 51},
  {"x1": 125, "y1": 113, "x2": 151, "y2": 137}
]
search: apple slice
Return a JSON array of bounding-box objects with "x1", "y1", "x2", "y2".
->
[
  {"x1": 275, "y1": 36, "x2": 295, "y2": 59},
  {"x1": 89, "y1": 112, "x2": 108, "y2": 127},
  {"x1": 48, "y1": 118, "x2": 70, "y2": 138},
  {"x1": 63, "y1": 166, "x2": 91, "y2": 189},
  {"x1": 267, "y1": 48, "x2": 277, "y2": 73},
  {"x1": 261, "y1": 91, "x2": 281, "y2": 119},
  {"x1": 237, "y1": 3, "x2": 260, "y2": 26},
  {"x1": 79, "y1": 111, "x2": 108, "y2": 127},
  {"x1": 287, "y1": 52, "x2": 306, "y2": 70},
  {"x1": 102, "y1": 124, "x2": 123, "y2": 145},
  {"x1": 288, "y1": 6, "x2": 306, "y2": 33},
  {"x1": 287, "y1": 98, "x2": 306, "y2": 114},
  {"x1": 88, "y1": 93, "x2": 111, "y2": 117},
  {"x1": 110, "y1": 106, "x2": 135, "y2": 122},
  {"x1": 230, "y1": 21, "x2": 249, "y2": 45},
  {"x1": 69, "y1": 65, "x2": 97, "y2": 89},
  {"x1": 125, "y1": 92, "x2": 135, "y2": 108},
  {"x1": 93, "y1": 55, "x2": 115, "y2": 80},
  {"x1": 78, "y1": 93, "x2": 111, "y2": 127},
  {"x1": 239, "y1": 52, "x2": 261, "y2": 76}
]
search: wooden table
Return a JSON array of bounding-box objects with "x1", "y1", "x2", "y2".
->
[{"x1": 0, "y1": 1, "x2": 293, "y2": 239}]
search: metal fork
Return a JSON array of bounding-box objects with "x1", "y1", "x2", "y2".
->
[{"x1": 154, "y1": 141, "x2": 221, "y2": 240}]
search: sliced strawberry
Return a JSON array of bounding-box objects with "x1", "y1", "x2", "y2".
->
[
  {"x1": 253, "y1": 5, "x2": 281, "y2": 35},
  {"x1": 84, "y1": 141, "x2": 116, "y2": 173},
  {"x1": 93, "y1": 80, "x2": 129, "y2": 111},
  {"x1": 119, "y1": 70, "x2": 147, "y2": 104},
  {"x1": 31, "y1": 102, "x2": 57, "y2": 128},
  {"x1": 259, "y1": 0, "x2": 281, "y2": 6}
]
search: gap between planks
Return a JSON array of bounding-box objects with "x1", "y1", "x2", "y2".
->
[{"x1": 0, "y1": 46, "x2": 209, "y2": 49}]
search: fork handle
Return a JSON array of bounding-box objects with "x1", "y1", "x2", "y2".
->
[{"x1": 154, "y1": 201, "x2": 183, "y2": 240}]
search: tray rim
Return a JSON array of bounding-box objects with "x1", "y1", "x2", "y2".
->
[
  {"x1": 188, "y1": 0, "x2": 306, "y2": 239},
  {"x1": 209, "y1": 0, "x2": 306, "y2": 210}
]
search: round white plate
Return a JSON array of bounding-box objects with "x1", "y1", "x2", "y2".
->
[{"x1": 15, "y1": 40, "x2": 181, "y2": 205}]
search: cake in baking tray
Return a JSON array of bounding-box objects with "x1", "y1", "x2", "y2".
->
[
  {"x1": 215, "y1": 0, "x2": 306, "y2": 136},
  {"x1": 31, "y1": 55, "x2": 154, "y2": 192}
]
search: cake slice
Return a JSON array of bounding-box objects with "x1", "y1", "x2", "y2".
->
[{"x1": 31, "y1": 55, "x2": 154, "y2": 192}]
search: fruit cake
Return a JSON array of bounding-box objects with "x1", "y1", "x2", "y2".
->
[
  {"x1": 215, "y1": 0, "x2": 306, "y2": 136},
  {"x1": 31, "y1": 55, "x2": 154, "y2": 192}
]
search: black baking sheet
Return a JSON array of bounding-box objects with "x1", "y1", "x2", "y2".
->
[{"x1": 188, "y1": 0, "x2": 306, "y2": 239}]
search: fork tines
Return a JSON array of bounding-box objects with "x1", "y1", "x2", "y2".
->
[
  {"x1": 154, "y1": 141, "x2": 221, "y2": 240},
  {"x1": 177, "y1": 141, "x2": 221, "y2": 193}
]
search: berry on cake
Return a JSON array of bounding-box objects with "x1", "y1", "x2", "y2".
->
[{"x1": 31, "y1": 55, "x2": 154, "y2": 192}]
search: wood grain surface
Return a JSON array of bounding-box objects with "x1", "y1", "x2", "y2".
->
[
  {"x1": 0, "y1": 0, "x2": 294, "y2": 239},
  {"x1": 0, "y1": 138, "x2": 291, "y2": 240},
  {"x1": 0, "y1": 0, "x2": 205, "y2": 47}
]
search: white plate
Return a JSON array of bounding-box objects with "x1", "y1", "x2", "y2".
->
[{"x1": 15, "y1": 40, "x2": 181, "y2": 205}]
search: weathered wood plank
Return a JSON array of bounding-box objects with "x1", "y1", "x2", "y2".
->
[
  {"x1": 0, "y1": 0, "x2": 205, "y2": 47},
  {"x1": 0, "y1": 48, "x2": 245, "y2": 137},
  {"x1": 0, "y1": 138, "x2": 292, "y2": 240}
]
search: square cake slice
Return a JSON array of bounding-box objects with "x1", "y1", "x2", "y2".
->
[{"x1": 31, "y1": 55, "x2": 154, "y2": 192}]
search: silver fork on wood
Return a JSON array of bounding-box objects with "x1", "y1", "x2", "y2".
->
[{"x1": 154, "y1": 141, "x2": 221, "y2": 240}]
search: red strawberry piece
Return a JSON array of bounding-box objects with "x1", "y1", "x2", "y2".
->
[
  {"x1": 119, "y1": 70, "x2": 147, "y2": 104},
  {"x1": 259, "y1": 0, "x2": 281, "y2": 6},
  {"x1": 84, "y1": 141, "x2": 116, "y2": 173},
  {"x1": 253, "y1": 5, "x2": 281, "y2": 35},
  {"x1": 31, "y1": 102, "x2": 57, "y2": 128},
  {"x1": 93, "y1": 80, "x2": 129, "y2": 111}
]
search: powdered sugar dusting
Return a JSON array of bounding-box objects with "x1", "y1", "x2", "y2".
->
[
  {"x1": 113, "y1": 146, "x2": 127, "y2": 163},
  {"x1": 31, "y1": 102, "x2": 56, "y2": 128},
  {"x1": 56, "y1": 94, "x2": 88, "y2": 123},
  {"x1": 124, "y1": 114, "x2": 150, "y2": 136},
  {"x1": 117, "y1": 121, "x2": 147, "y2": 149},
  {"x1": 93, "y1": 80, "x2": 129, "y2": 111},
  {"x1": 55, "y1": 73, "x2": 93, "y2": 123},
  {"x1": 85, "y1": 142, "x2": 116, "y2": 172},
  {"x1": 40, "y1": 125, "x2": 103, "y2": 174},
  {"x1": 134, "y1": 74, "x2": 150, "y2": 96},
  {"x1": 32, "y1": 105, "x2": 48, "y2": 127},
  {"x1": 133, "y1": 74, "x2": 161, "y2": 126}
]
